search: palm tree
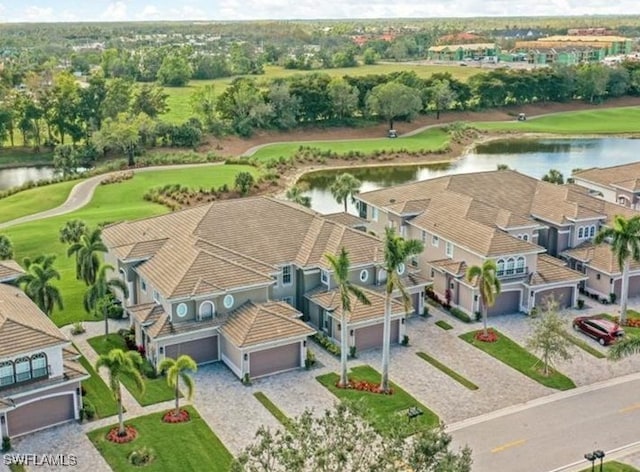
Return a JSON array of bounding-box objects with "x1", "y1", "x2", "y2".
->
[
  {"x1": 595, "y1": 215, "x2": 640, "y2": 325},
  {"x1": 330, "y1": 173, "x2": 361, "y2": 213},
  {"x1": 159, "y1": 355, "x2": 197, "y2": 416},
  {"x1": 610, "y1": 336, "x2": 640, "y2": 360},
  {"x1": 325, "y1": 248, "x2": 371, "y2": 387},
  {"x1": 466, "y1": 260, "x2": 501, "y2": 338},
  {"x1": 67, "y1": 227, "x2": 108, "y2": 286},
  {"x1": 95, "y1": 348, "x2": 144, "y2": 436},
  {"x1": 84, "y1": 264, "x2": 128, "y2": 336},
  {"x1": 380, "y1": 227, "x2": 424, "y2": 393},
  {"x1": 285, "y1": 186, "x2": 311, "y2": 208},
  {"x1": 16, "y1": 255, "x2": 63, "y2": 316}
]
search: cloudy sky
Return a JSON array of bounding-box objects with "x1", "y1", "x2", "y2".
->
[{"x1": 0, "y1": 0, "x2": 637, "y2": 23}]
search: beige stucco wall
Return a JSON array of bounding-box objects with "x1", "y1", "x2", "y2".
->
[
  {"x1": 220, "y1": 335, "x2": 242, "y2": 376},
  {"x1": 585, "y1": 267, "x2": 614, "y2": 297}
]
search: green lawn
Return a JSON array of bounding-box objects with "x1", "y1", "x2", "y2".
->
[
  {"x1": 0, "y1": 179, "x2": 78, "y2": 224},
  {"x1": 601, "y1": 312, "x2": 640, "y2": 337},
  {"x1": 78, "y1": 353, "x2": 119, "y2": 419},
  {"x1": 477, "y1": 107, "x2": 640, "y2": 134},
  {"x1": 253, "y1": 391, "x2": 290, "y2": 428},
  {"x1": 416, "y1": 352, "x2": 478, "y2": 390},
  {"x1": 162, "y1": 63, "x2": 478, "y2": 123},
  {"x1": 562, "y1": 332, "x2": 606, "y2": 359},
  {"x1": 88, "y1": 406, "x2": 233, "y2": 472},
  {"x1": 2, "y1": 164, "x2": 257, "y2": 327},
  {"x1": 578, "y1": 461, "x2": 639, "y2": 472},
  {"x1": 316, "y1": 365, "x2": 439, "y2": 436},
  {"x1": 459, "y1": 330, "x2": 576, "y2": 391},
  {"x1": 248, "y1": 128, "x2": 450, "y2": 162},
  {"x1": 88, "y1": 334, "x2": 175, "y2": 406},
  {"x1": 435, "y1": 320, "x2": 453, "y2": 330}
]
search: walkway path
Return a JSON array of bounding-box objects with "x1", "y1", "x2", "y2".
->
[{"x1": 0, "y1": 162, "x2": 223, "y2": 230}]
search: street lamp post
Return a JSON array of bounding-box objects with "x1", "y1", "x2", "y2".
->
[
  {"x1": 594, "y1": 450, "x2": 605, "y2": 471},
  {"x1": 584, "y1": 452, "x2": 596, "y2": 472}
]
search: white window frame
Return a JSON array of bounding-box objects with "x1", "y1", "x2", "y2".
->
[
  {"x1": 371, "y1": 207, "x2": 379, "y2": 222},
  {"x1": 578, "y1": 227, "x2": 584, "y2": 239},
  {"x1": 523, "y1": 234, "x2": 529, "y2": 241},
  {"x1": 14, "y1": 357, "x2": 30, "y2": 382},
  {"x1": 323, "y1": 312, "x2": 330, "y2": 333},
  {"x1": 223, "y1": 294, "x2": 235, "y2": 310},
  {"x1": 359, "y1": 269, "x2": 369, "y2": 283},
  {"x1": 432, "y1": 234, "x2": 439, "y2": 247},
  {"x1": 397, "y1": 262, "x2": 406, "y2": 275},
  {"x1": 445, "y1": 241, "x2": 453, "y2": 258},
  {"x1": 321, "y1": 269, "x2": 329, "y2": 285},
  {"x1": 589, "y1": 225, "x2": 596, "y2": 238},
  {"x1": 282, "y1": 265, "x2": 293, "y2": 286},
  {"x1": 153, "y1": 290, "x2": 160, "y2": 303},
  {"x1": 496, "y1": 259, "x2": 505, "y2": 276},
  {"x1": 421, "y1": 231, "x2": 426, "y2": 243},
  {"x1": 176, "y1": 303, "x2": 188, "y2": 318},
  {"x1": 516, "y1": 256, "x2": 526, "y2": 274},
  {"x1": 199, "y1": 301, "x2": 215, "y2": 318},
  {"x1": 506, "y1": 257, "x2": 515, "y2": 275}
]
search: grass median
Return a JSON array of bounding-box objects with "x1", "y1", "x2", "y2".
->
[
  {"x1": 77, "y1": 354, "x2": 119, "y2": 419},
  {"x1": 416, "y1": 352, "x2": 478, "y2": 390},
  {"x1": 253, "y1": 392, "x2": 291, "y2": 428}
]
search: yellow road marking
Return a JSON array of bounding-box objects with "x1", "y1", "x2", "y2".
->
[
  {"x1": 619, "y1": 403, "x2": 640, "y2": 414},
  {"x1": 491, "y1": 439, "x2": 526, "y2": 453}
]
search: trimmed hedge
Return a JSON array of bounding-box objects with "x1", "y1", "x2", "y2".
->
[{"x1": 449, "y1": 307, "x2": 472, "y2": 323}]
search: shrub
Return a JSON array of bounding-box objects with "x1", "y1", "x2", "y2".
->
[
  {"x1": 82, "y1": 399, "x2": 96, "y2": 421},
  {"x1": 1, "y1": 436, "x2": 10, "y2": 452},
  {"x1": 312, "y1": 333, "x2": 341, "y2": 356},
  {"x1": 128, "y1": 446, "x2": 155, "y2": 467},
  {"x1": 70, "y1": 321, "x2": 86, "y2": 335},
  {"x1": 422, "y1": 306, "x2": 430, "y2": 317},
  {"x1": 401, "y1": 335, "x2": 410, "y2": 346},
  {"x1": 577, "y1": 299, "x2": 585, "y2": 310},
  {"x1": 610, "y1": 293, "x2": 617, "y2": 304},
  {"x1": 349, "y1": 346, "x2": 357, "y2": 359},
  {"x1": 449, "y1": 307, "x2": 472, "y2": 323},
  {"x1": 475, "y1": 311, "x2": 482, "y2": 322},
  {"x1": 242, "y1": 373, "x2": 252, "y2": 386},
  {"x1": 305, "y1": 349, "x2": 316, "y2": 370}
]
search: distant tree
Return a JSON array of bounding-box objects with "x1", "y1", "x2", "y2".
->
[
  {"x1": 102, "y1": 78, "x2": 133, "y2": 120},
  {"x1": 366, "y1": 81, "x2": 422, "y2": 130},
  {"x1": 53, "y1": 144, "x2": 80, "y2": 176},
  {"x1": 497, "y1": 164, "x2": 510, "y2": 170},
  {"x1": 526, "y1": 299, "x2": 573, "y2": 376},
  {"x1": 159, "y1": 355, "x2": 197, "y2": 417},
  {"x1": 0, "y1": 235, "x2": 13, "y2": 260},
  {"x1": 427, "y1": 79, "x2": 457, "y2": 119},
  {"x1": 285, "y1": 186, "x2": 311, "y2": 208},
  {"x1": 131, "y1": 84, "x2": 168, "y2": 118},
  {"x1": 362, "y1": 48, "x2": 378, "y2": 65},
  {"x1": 59, "y1": 220, "x2": 88, "y2": 245},
  {"x1": 576, "y1": 63, "x2": 610, "y2": 103},
  {"x1": 542, "y1": 169, "x2": 565, "y2": 185},
  {"x1": 466, "y1": 260, "x2": 501, "y2": 339},
  {"x1": 78, "y1": 74, "x2": 107, "y2": 136},
  {"x1": 216, "y1": 79, "x2": 272, "y2": 136},
  {"x1": 93, "y1": 113, "x2": 152, "y2": 167},
  {"x1": 327, "y1": 78, "x2": 359, "y2": 120},
  {"x1": 266, "y1": 82, "x2": 300, "y2": 130},
  {"x1": 607, "y1": 67, "x2": 631, "y2": 98},
  {"x1": 235, "y1": 171, "x2": 255, "y2": 196},
  {"x1": 67, "y1": 227, "x2": 108, "y2": 286},
  {"x1": 157, "y1": 54, "x2": 192, "y2": 87},
  {"x1": 330, "y1": 173, "x2": 361, "y2": 213},
  {"x1": 84, "y1": 264, "x2": 128, "y2": 335},
  {"x1": 189, "y1": 84, "x2": 219, "y2": 132},
  {"x1": 16, "y1": 255, "x2": 63, "y2": 316}
]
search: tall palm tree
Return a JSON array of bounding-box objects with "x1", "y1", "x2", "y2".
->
[
  {"x1": 67, "y1": 227, "x2": 108, "y2": 286},
  {"x1": 16, "y1": 255, "x2": 63, "y2": 316},
  {"x1": 84, "y1": 264, "x2": 128, "y2": 336},
  {"x1": 380, "y1": 227, "x2": 424, "y2": 393},
  {"x1": 285, "y1": 186, "x2": 311, "y2": 208},
  {"x1": 330, "y1": 173, "x2": 361, "y2": 213},
  {"x1": 466, "y1": 260, "x2": 501, "y2": 338},
  {"x1": 595, "y1": 215, "x2": 640, "y2": 325},
  {"x1": 159, "y1": 355, "x2": 197, "y2": 416},
  {"x1": 325, "y1": 248, "x2": 371, "y2": 387},
  {"x1": 95, "y1": 348, "x2": 144, "y2": 436}
]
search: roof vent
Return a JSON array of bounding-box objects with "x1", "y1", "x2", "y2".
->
[{"x1": 389, "y1": 198, "x2": 396, "y2": 203}]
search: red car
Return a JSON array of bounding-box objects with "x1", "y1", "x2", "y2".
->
[{"x1": 572, "y1": 316, "x2": 625, "y2": 346}]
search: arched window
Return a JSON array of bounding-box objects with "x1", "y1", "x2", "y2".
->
[
  {"x1": 496, "y1": 259, "x2": 505, "y2": 276},
  {"x1": 506, "y1": 258, "x2": 515, "y2": 275},
  {"x1": 516, "y1": 256, "x2": 525, "y2": 274},
  {"x1": 378, "y1": 269, "x2": 387, "y2": 283},
  {"x1": 0, "y1": 360, "x2": 14, "y2": 386},
  {"x1": 199, "y1": 301, "x2": 215, "y2": 318},
  {"x1": 31, "y1": 352, "x2": 47, "y2": 378},
  {"x1": 14, "y1": 357, "x2": 31, "y2": 382},
  {"x1": 578, "y1": 227, "x2": 584, "y2": 239},
  {"x1": 589, "y1": 226, "x2": 596, "y2": 238}
]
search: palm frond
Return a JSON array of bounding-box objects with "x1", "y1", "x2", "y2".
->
[{"x1": 609, "y1": 336, "x2": 640, "y2": 360}]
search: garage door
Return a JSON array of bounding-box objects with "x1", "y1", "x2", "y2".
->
[
  {"x1": 165, "y1": 336, "x2": 219, "y2": 364},
  {"x1": 355, "y1": 320, "x2": 400, "y2": 351},
  {"x1": 614, "y1": 276, "x2": 640, "y2": 299},
  {"x1": 7, "y1": 394, "x2": 75, "y2": 437},
  {"x1": 250, "y1": 343, "x2": 301, "y2": 378},
  {"x1": 487, "y1": 291, "x2": 521, "y2": 316},
  {"x1": 535, "y1": 287, "x2": 573, "y2": 309}
]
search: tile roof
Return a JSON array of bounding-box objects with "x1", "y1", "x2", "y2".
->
[
  {"x1": 431, "y1": 259, "x2": 468, "y2": 277},
  {"x1": 573, "y1": 162, "x2": 640, "y2": 192},
  {"x1": 63, "y1": 359, "x2": 89, "y2": 381},
  {"x1": 323, "y1": 212, "x2": 368, "y2": 228},
  {"x1": 563, "y1": 243, "x2": 640, "y2": 275},
  {"x1": 128, "y1": 302, "x2": 166, "y2": 325},
  {"x1": 220, "y1": 301, "x2": 315, "y2": 348},
  {"x1": 306, "y1": 287, "x2": 408, "y2": 324},
  {"x1": 62, "y1": 345, "x2": 81, "y2": 361},
  {"x1": 528, "y1": 254, "x2": 587, "y2": 286},
  {"x1": 148, "y1": 315, "x2": 220, "y2": 340},
  {"x1": 0, "y1": 284, "x2": 68, "y2": 358},
  {"x1": 0, "y1": 260, "x2": 25, "y2": 282},
  {"x1": 428, "y1": 43, "x2": 496, "y2": 51}
]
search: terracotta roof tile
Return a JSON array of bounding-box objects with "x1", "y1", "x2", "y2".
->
[
  {"x1": 307, "y1": 287, "x2": 408, "y2": 324},
  {"x1": 0, "y1": 260, "x2": 25, "y2": 282},
  {"x1": 323, "y1": 212, "x2": 368, "y2": 228},
  {"x1": 528, "y1": 254, "x2": 587, "y2": 286},
  {"x1": 574, "y1": 162, "x2": 640, "y2": 189},
  {"x1": 563, "y1": 243, "x2": 640, "y2": 275}
]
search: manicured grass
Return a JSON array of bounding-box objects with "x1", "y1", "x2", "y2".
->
[
  {"x1": 0, "y1": 148, "x2": 53, "y2": 167},
  {"x1": 0, "y1": 179, "x2": 78, "y2": 224},
  {"x1": 435, "y1": 320, "x2": 453, "y2": 330},
  {"x1": 562, "y1": 332, "x2": 606, "y2": 359},
  {"x1": 416, "y1": 352, "x2": 478, "y2": 390},
  {"x1": 253, "y1": 391, "x2": 290, "y2": 427},
  {"x1": 601, "y1": 313, "x2": 640, "y2": 337},
  {"x1": 477, "y1": 107, "x2": 640, "y2": 134},
  {"x1": 248, "y1": 128, "x2": 450, "y2": 162},
  {"x1": 88, "y1": 334, "x2": 175, "y2": 406},
  {"x1": 459, "y1": 329, "x2": 576, "y2": 391},
  {"x1": 88, "y1": 406, "x2": 232, "y2": 472},
  {"x1": 2, "y1": 165, "x2": 257, "y2": 327},
  {"x1": 78, "y1": 353, "x2": 119, "y2": 419},
  {"x1": 578, "y1": 461, "x2": 639, "y2": 472},
  {"x1": 162, "y1": 63, "x2": 478, "y2": 123},
  {"x1": 316, "y1": 365, "x2": 439, "y2": 436}
]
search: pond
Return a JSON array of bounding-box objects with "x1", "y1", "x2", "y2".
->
[
  {"x1": 0, "y1": 166, "x2": 57, "y2": 191},
  {"x1": 300, "y1": 137, "x2": 640, "y2": 214}
]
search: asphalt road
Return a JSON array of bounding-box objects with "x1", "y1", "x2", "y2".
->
[{"x1": 449, "y1": 376, "x2": 640, "y2": 472}]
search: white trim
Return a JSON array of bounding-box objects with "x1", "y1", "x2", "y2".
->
[
  {"x1": 199, "y1": 300, "x2": 215, "y2": 318},
  {"x1": 359, "y1": 269, "x2": 369, "y2": 283},
  {"x1": 221, "y1": 353, "x2": 242, "y2": 378},
  {"x1": 241, "y1": 334, "x2": 312, "y2": 353},
  {"x1": 223, "y1": 294, "x2": 235, "y2": 309},
  {"x1": 166, "y1": 281, "x2": 274, "y2": 303},
  {"x1": 154, "y1": 326, "x2": 219, "y2": 343},
  {"x1": 176, "y1": 303, "x2": 188, "y2": 318}
]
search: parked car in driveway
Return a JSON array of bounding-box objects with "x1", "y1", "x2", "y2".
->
[{"x1": 572, "y1": 316, "x2": 625, "y2": 345}]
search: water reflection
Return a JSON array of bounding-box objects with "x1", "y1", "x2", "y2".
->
[{"x1": 0, "y1": 166, "x2": 56, "y2": 191}]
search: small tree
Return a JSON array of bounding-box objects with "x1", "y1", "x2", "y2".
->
[
  {"x1": 59, "y1": 219, "x2": 88, "y2": 245},
  {"x1": 285, "y1": 186, "x2": 311, "y2": 208},
  {"x1": 16, "y1": 255, "x2": 63, "y2": 316},
  {"x1": 330, "y1": 173, "x2": 361, "y2": 213},
  {"x1": 466, "y1": 260, "x2": 501, "y2": 339},
  {"x1": 159, "y1": 355, "x2": 197, "y2": 417},
  {"x1": 542, "y1": 169, "x2": 564, "y2": 185},
  {"x1": 235, "y1": 171, "x2": 255, "y2": 196},
  {"x1": 525, "y1": 299, "x2": 573, "y2": 376},
  {"x1": 0, "y1": 235, "x2": 14, "y2": 260},
  {"x1": 67, "y1": 227, "x2": 108, "y2": 286},
  {"x1": 84, "y1": 264, "x2": 129, "y2": 335}
]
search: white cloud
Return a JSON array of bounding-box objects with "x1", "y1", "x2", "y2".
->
[
  {"x1": 24, "y1": 5, "x2": 54, "y2": 21},
  {"x1": 137, "y1": 4, "x2": 160, "y2": 20},
  {"x1": 102, "y1": 1, "x2": 127, "y2": 20}
]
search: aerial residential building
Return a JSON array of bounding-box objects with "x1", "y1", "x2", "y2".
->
[
  {"x1": 572, "y1": 162, "x2": 640, "y2": 210},
  {"x1": 427, "y1": 43, "x2": 500, "y2": 62}
]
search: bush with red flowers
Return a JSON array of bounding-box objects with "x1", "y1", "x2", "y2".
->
[
  {"x1": 610, "y1": 316, "x2": 640, "y2": 328},
  {"x1": 106, "y1": 425, "x2": 137, "y2": 444},
  {"x1": 336, "y1": 379, "x2": 394, "y2": 395},
  {"x1": 475, "y1": 329, "x2": 499, "y2": 343},
  {"x1": 162, "y1": 409, "x2": 191, "y2": 423}
]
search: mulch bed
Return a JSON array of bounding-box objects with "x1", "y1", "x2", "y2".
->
[
  {"x1": 337, "y1": 379, "x2": 394, "y2": 395},
  {"x1": 106, "y1": 425, "x2": 138, "y2": 444},
  {"x1": 475, "y1": 329, "x2": 499, "y2": 343},
  {"x1": 162, "y1": 409, "x2": 191, "y2": 423}
]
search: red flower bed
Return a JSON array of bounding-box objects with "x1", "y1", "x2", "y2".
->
[
  {"x1": 475, "y1": 329, "x2": 499, "y2": 343},
  {"x1": 337, "y1": 379, "x2": 394, "y2": 395},
  {"x1": 610, "y1": 316, "x2": 640, "y2": 328},
  {"x1": 106, "y1": 425, "x2": 137, "y2": 444},
  {"x1": 162, "y1": 409, "x2": 191, "y2": 423}
]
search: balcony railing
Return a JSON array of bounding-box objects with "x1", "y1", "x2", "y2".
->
[{"x1": 497, "y1": 266, "x2": 528, "y2": 280}]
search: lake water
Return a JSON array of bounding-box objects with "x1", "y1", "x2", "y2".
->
[
  {"x1": 0, "y1": 166, "x2": 57, "y2": 191},
  {"x1": 300, "y1": 137, "x2": 640, "y2": 214}
]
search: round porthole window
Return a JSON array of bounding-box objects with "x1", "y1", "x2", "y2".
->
[
  {"x1": 223, "y1": 294, "x2": 235, "y2": 309},
  {"x1": 397, "y1": 263, "x2": 406, "y2": 275},
  {"x1": 359, "y1": 269, "x2": 369, "y2": 283},
  {"x1": 176, "y1": 303, "x2": 188, "y2": 318}
]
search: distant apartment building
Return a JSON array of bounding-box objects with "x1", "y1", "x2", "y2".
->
[
  {"x1": 427, "y1": 43, "x2": 500, "y2": 62},
  {"x1": 513, "y1": 35, "x2": 633, "y2": 65}
]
